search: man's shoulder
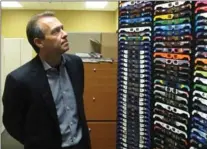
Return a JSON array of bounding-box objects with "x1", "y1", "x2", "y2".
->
[{"x1": 7, "y1": 58, "x2": 34, "y2": 81}]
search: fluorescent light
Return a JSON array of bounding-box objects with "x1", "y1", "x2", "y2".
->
[
  {"x1": 2, "y1": 1, "x2": 22, "y2": 8},
  {"x1": 85, "y1": 1, "x2": 108, "y2": 9}
]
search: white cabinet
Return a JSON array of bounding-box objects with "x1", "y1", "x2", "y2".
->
[{"x1": 0, "y1": 38, "x2": 33, "y2": 133}]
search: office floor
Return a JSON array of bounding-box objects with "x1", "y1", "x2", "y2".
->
[{"x1": 1, "y1": 130, "x2": 23, "y2": 149}]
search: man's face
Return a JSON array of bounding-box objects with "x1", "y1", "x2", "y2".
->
[{"x1": 37, "y1": 16, "x2": 69, "y2": 55}]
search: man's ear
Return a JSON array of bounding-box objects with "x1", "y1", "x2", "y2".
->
[{"x1": 34, "y1": 38, "x2": 44, "y2": 49}]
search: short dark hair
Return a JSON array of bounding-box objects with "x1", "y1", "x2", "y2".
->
[{"x1": 26, "y1": 11, "x2": 55, "y2": 53}]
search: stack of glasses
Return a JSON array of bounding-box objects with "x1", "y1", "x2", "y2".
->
[
  {"x1": 190, "y1": 1, "x2": 207, "y2": 149},
  {"x1": 117, "y1": 1, "x2": 153, "y2": 149},
  {"x1": 152, "y1": 1, "x2": 192, "y2": 149}
]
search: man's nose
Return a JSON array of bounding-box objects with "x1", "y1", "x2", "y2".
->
[{"x1": 62, "y1": 29, "x2": 68, "y2": 38}]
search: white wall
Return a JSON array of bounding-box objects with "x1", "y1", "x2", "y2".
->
[{"x1": 0, "y1": 38, "x2": 33, "y2": 133}]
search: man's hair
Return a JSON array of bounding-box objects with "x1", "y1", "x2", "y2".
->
[{"x1": 26, "y1": 11, "x2": 55, "y2": 53}]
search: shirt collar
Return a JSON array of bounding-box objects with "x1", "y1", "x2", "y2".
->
[{"x1": 40, "y1": 55, "x2": 66, "y2": 71}]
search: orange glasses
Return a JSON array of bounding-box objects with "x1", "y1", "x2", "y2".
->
[
  {"x1": 195, "y1": 58, "x2": 207, "y2": 65},
  {"x1": 153, "y1": 53, "x2": 190, "y2": 60}
]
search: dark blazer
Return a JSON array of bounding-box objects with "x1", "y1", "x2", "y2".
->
[{"x1": 2, "y1": 54, "x2": 91, "y2": 149}]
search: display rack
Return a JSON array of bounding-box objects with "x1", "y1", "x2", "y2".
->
[
  {"x1": 190, "y1": 1, "x2": 207, "y2": 149},
  {"x1": 117, "y1": 1, "x2": 207, "y2": 149},
  {"x1": 152, "y1": 1, "x2": 193, "y2": 149},
  {"x1": 117, "y1": 1, "x2": 153, "y2": 149}
]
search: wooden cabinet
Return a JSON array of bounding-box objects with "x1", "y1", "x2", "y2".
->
[
  {"x1": 83, "y1": 62, "x2": 117, "y2": 149},
  {"x1": 88, "y1": 122, "x2": 116, "y2": 149},
  {"x1": 83, "y1": 62, "x2": 117, "y2": 121}
]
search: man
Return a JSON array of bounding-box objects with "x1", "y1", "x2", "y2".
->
[{"x1": 2, "y1": 11, "x2": 91, "y2": 149}]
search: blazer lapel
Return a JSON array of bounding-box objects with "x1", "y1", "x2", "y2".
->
[{"x1": 30, "y1": 56, "x2": 60, "y2": 130}]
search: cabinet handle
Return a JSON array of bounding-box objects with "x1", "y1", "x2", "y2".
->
[
  {"x1": 89, "y1": 128, "x2": 91, "y2": 133},
  {"x1": 93, "y1": 68, "x2": 96, "y2": 72},
  {"x1": 92, "y1": 97, "x2": 95, "y2": 102}
]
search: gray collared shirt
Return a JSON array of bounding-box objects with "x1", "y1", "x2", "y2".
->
[{"x1": 41, "y1": 56, "x2": 82, "y2": 147}]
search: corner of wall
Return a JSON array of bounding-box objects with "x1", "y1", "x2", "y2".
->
[{"x1": 115, "y1": 8, "x2": 118, "y2": 32}]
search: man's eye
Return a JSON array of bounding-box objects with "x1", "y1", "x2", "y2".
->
[
  {"x1": 52, "y1": 28, "x2": 60, "y2": 34},
  {"x1": 55, "y1": 28, "x2": 60, "y2": 32}
]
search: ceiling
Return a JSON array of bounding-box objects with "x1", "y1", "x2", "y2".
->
[{"x1": 1, "y1": 1, "x2": 118, "y2": 11}]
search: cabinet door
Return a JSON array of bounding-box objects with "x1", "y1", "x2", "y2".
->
[
  {"x1": 83, "y1": 63, "x2": 117, "y2": 121},
  {"x1": 84, "y1": 88, "x2": 117, "y2": 121},
  {"x1": 84, "y1": 63, "x2": 117, "y2": 88},
  {"x1": 88, "y1": 122, "x2": 116, "y2": 149}
]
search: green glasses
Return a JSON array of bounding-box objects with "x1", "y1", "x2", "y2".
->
[
  {"x1": 154, "y1": 17, "x2": 190, "y2": 26},
  {"x1": 194, "y1": 84, "x2": 207, "y2": 92}
]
